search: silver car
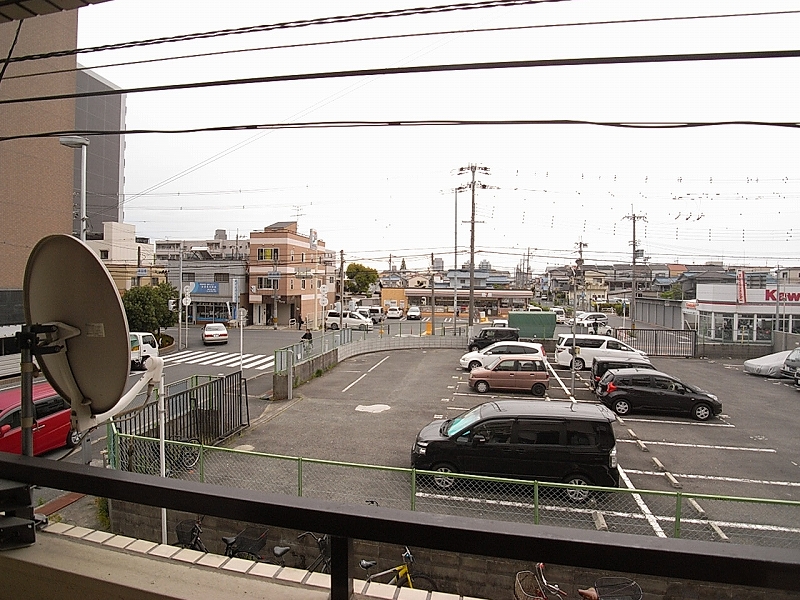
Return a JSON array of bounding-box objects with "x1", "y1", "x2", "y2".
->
[{"x1": 459, "y1": 341, "x2": 545, "y2": 371}]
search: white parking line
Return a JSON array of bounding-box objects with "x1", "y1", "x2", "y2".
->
[
  {"x1": 623, "y1": 469, "x2": 800, "y2": 487},
  {"x1": 617, "y1": 439, "x2": 776, "y2": 452},
  {"x1": 619, "y1": 466, "x2": 666, "y2": 538},
  {"x1": 342, "y1": 373, "x2": 368, "y2": 393},
  {"x1": 368, "y1": 356, "x2": 390, "y2": 372},
  {"x1": 623, "y1": 417, "x2": 735, "y2": 428}
]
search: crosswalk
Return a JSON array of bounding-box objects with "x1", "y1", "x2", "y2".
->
[{"x1": 162, "y1": 349, "x2": 275, "y2": 371}]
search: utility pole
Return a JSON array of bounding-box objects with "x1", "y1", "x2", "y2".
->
[
  {"x1": 457, "y1": 164, "x2": 491, "y2": 334},
  {"x1": 570, "y1": 242, "x2": 586, "y2": 396},
  {"x1": 624, "y1": 211, "x2": 647, "y2": 330},
  {"x1": 576, "y1": 241, "x2": 587, "y2": 312},
  {"x1": 339, "y1": 250, "x2": 345, "y2": 331},
  {"x1": 430, "y1": 253, "x2": 435, "y2": 335}
]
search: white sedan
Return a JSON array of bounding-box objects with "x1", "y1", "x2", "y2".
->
[
  {"x1": 459, "y1": 341, "x2": 546, "y2": 371},
  {"x1": 202, "y1": 322, "x2": 229, "y2": 345}
]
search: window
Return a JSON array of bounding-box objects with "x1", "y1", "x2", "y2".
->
[
  {"x1": 517, "y1": 420, "x2": 562, "y2": 445},
  {"x1": 182, "y1": 273, "x2": 195, "y2": 282},
  {"x1": 472, "y1": 419, "x2": 513, "y2": 444},
  {"x1": 0, "y1": 407, "x2": 21, "y2": 430},
  {"x1": 301, "y1": 279, "x2": 306, "y2": 290},
  {"x1": 495, "y1": 360, "x2": 517, "y2": 372},
  {"x1": 653, "y1": 376, "x2": 673, "y2": 390},
  {"x1": 99, "y1": 250, "x2": 109, "y2": 259},
  {"x1": 301, "y1": 252, "x2": 306, "y2": 263},
  {"x1": 290, "y1": 251, "x2": 295, "y2": 262},
  {"x1": 566, "y1": 422, "x2": 597, "y2": 446},
  {"x1": 631, "y1": 376, "x2": 652, "y2": 387},
  {"x1": 607, "y1": 340, "x2": 628, "y2": 351},
  {"x1": 214, "y1": 273, "x2": 229, "y2": 283},
  {"x1": 35, "y1": 396, "x2": 68, "y2": 420},
  {"x1": 257, "y1": 277, "x2": 278, "y2": 290},
  {"x1": 290, "y1": 279, "x2": 294, "y2": 290},
  {"x1": 257, "y1": 248, "x2": 279, "y2": 261},
  {"x1": 150, "y1": 278, "x2": 159, "y2": 286}
]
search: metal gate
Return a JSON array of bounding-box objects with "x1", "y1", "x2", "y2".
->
[{"x1": 615, "y1": 328, "x2": 697, "y2": 358}]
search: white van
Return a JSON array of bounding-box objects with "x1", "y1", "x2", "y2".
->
[
  {"x1": 554, "y1": 334, "x2": 647, "y2": 371},
  {"x1": 550, "y1": 307, "x2": 566, "y2": 324},
  {"x1": 325, "y1": 310, "x2": 373, "y2": 331},
  {"x1": 130, "y1": 332, "x2": 159, "y2": 371}
]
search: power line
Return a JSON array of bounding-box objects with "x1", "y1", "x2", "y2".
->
[{"x1": 4, "y1": 49, "x2": 800, "y2": 108}]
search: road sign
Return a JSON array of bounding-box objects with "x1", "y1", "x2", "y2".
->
[
  {"x1": 182, "y1": 296, "x2": 191, "y2": 306},
  {"x1": 320, "y1": 284, "x2": 328, "y2": 294},
  {"x1": 183, "y1": 285, "x2": 192, "y2": 294},
  {"x1": 319, "y1": 297, "x2": 328, "y2": 307}
]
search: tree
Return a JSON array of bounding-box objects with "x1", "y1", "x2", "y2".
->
[
  {"x1": 400, "y1": 258, "x2": 406, "y2": 271},
  {"x1": 659, "y1": 283, "x2": 684, "y2": 300},
  {"x1": 345, "y1": 263, "x2": 379, "y2": 295},
  {"x1": 122, "y1": 283, "x2": 177, "y2": 333}
]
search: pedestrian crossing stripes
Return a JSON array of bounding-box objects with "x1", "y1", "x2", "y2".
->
[{"x1": 162, "y1": 350, "x2": 275, "y2": 370}]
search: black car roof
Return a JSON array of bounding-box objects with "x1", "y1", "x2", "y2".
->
[
  {"x1": 479, "y1": 399, "x2": 615, "y2": 422},
  {"x1": 605, "y1": 368, "x2": 672, "y2": 378}
]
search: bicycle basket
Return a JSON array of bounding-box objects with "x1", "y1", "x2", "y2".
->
[
  {"x1": 594, "y1": 577, "x2": 642, "y2": 600},
  {"x1": 515, "y1": 571, "x2": 545, "y2": 600},
  {"x1": 176, "y1": 520, "x2": 197, "y2": 547},
  {"x1": 234, "y1": 527, "x2": 268, "y2": 555}
]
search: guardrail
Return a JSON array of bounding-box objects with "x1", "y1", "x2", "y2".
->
[
  {"x1": 1, "y1": 451, "x2": 797, "y2": 600},
  {"x1": 107, "y1": 435, "x2": 800, "y2": 551}
]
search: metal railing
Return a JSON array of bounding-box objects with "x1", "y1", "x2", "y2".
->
[
  {"x1": 616, "y1": 328, "x2": 697, "y2": 357},
  {"x1": 107, "y1": 435, "x2": 800, "y2": 551},
  {"x1": 1, "y1": 451, "x2": 797, "y2": 600}
]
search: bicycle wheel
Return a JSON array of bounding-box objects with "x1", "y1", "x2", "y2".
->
[
  {"x1": 179, "y1": 439, "x2": 201, "y2": 469},
  {"x1": 409, "y1": 573, "x2": 438, "y2": 591}
]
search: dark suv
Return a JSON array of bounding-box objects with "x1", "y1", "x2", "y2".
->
[
  {"x1": 466, "y1": 327, "x2": 520, "y2": 352},
  {"x1": 596, "y1": 368, "x2": 722, "y2": 421},
  {"x1": 589, "y1": 356, "x2": 655, "y2": 391},
  {"x1": 411, "y1": 399, "x2": 619, "y2": 500}
]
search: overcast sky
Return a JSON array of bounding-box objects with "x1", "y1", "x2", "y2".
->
[{"x1": 75, "y1": 0, "x2": 800, "y2": 273}]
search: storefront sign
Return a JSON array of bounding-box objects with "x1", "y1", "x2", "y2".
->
[
  {"x1": 736, "y1": 270, "x2": 747, "y2": 304},
  {"x1": 765, "y1": 289, "x2": 800, "y2": 302},
  {"x1": 192, "y1": 282, "x2": 219, "y2": 294}
]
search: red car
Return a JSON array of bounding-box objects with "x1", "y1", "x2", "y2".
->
[{"x1": 0, "y1": 381, "x2": 79, "y2": 455}]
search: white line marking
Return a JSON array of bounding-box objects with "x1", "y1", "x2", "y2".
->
[
  {"x1": 623, "y1": 417, "x2": 734, "y2": 428},
  {"x1": 162, "y1": 351, "x2": 206, "y2": 362},
  {"x1": 618, "y1": 466, "x2": 666, "y2": 538},
  {"x1": 368, "y1": 356, "x2": 390, "y2": 372},
  {"x1": 255, "y1": 358, "x2": 277, "y2": 370},
  {"x1": 617, "y1": 439, "x2": 776, "y2": 452},
  {"x1": 342, "y1": 373, "x2": 368, "y2": 393},
  {"x1": 623, "y1": 469, "x2": 800, "y2": 487},
  {"x1": 240, "y1": 356, "x2": 275, "y2": 368}
]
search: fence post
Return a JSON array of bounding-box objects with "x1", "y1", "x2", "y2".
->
[
  {"x1": 297, "y1": 457, "x2": 303, "y2": 497},
  {"x1": 674, "y1": 492, "x2": 682, "y2": 539},
  {"x1": 534, "y1": 481, "x2": 540, "y2": 524},
  {"x1": 411, "y1": 468, "x2": 416, "y2": 511},
  {"x1": 198, "y1": 443, "x2": 205, "y2": 483}
]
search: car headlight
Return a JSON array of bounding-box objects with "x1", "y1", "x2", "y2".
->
[
  {"x1": 414, "y1": 442, "x2": 428, "y2": 455},
  {"x1": 708, "y1": 394, "x2": 718, "y2": 401}
]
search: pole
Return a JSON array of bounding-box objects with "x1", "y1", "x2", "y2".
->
[
  {"x1": 430, "y1": 253, "x2": 435, "y2": 335},
  {"x1": 631, "y1": 216, "x2": 637, "y2": 330},
  {"x1": 571, "y1": 267, "x2": 578, "y2": 397},
  {"x1": 158, "y1": 370, "x2": 167, "y2": 544},
  {"x1": 273, "y1": 257, "x2": 278, "y2": 330},
  {"x1": 453, "y1": 189, "x2": 458, "y2": 335},
  {"x1": 79, "y1": 143, "x2": 87, "y2": 242},
  {"x1": 20, "y1": 326, "x2": 34, "y2": 457},
  {"x1": 339, "y1": 250, "x2": 345, "y2": 331},
  {"x1": 469, "y1": 165, "x2": 476, "y2": 332},
  {"x1": 178, "y1": 249, "x2": 183, "y2": 350}
]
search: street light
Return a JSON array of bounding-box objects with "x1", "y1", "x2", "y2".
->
[{"x1": 59, "y1": 136, "x2": 90, "y2": 242}]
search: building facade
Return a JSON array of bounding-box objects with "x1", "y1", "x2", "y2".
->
[
  {"x1": 248, "y1": 222, "x2": 336, "y2": 328},
  {"x1": 86, "y1": 222, "x2": 164, "y2": 293}
]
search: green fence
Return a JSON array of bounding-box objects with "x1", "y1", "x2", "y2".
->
[{"x1": 107, "y1": 432, "x2": 800, "y2": 550}]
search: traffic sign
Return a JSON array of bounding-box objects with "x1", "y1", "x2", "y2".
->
[
  {"x1": 183, "y1": 285, "x2": 192, "y2": 294},
  {"x1": 319, "y1": 297, "x2": 328, "y2": 307},
  {"x1": 320, "y1": 284, "x2": 328, "y2": 294},
  {"x1": 181, "y1": 296, "x2": 191, "y2": 306}
]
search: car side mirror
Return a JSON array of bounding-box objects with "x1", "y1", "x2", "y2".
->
[
  {"x1": 0, "y1": 424, "x2": 10, "y2": 438},
  {"x1": 472, "y1": 434, "x2": 487, "y2": 446}
]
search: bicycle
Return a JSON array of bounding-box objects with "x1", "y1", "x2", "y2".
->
[
  {"x1": 175, "y1": 515, "x2": 208, "y2": 553},
  {"x1": 515, "y1": 563, "x2": 642, "y2": 600},
  {"x1": 297, "y1": 531, "x2": 330, "y2": 573},
  {"x1": 359, "y1": 546, "x2": 438, "y2": 591},
  {"x1": 222, "y1": 526, "x2": 301, "y2": 567}
]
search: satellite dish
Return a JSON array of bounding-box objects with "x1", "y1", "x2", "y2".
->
[{"x1": 23, "y1": 234, "x2": 163, "y2": 432}]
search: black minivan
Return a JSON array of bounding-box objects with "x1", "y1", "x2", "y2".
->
[{"x1": 411, "y1": 400, "x2": 619, "y2": 500}]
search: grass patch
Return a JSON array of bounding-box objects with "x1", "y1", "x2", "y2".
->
[{"x1": 95, "y1": 497, "x2": 110, "y2": 530}]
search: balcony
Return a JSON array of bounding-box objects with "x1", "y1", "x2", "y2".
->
[{"x1": 1, "y1": 452, "x2": 798, "y2": 600}]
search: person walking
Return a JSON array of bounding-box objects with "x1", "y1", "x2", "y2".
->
[{"x1": 297, "y1": 315, "x2": 304, "y2": 330}]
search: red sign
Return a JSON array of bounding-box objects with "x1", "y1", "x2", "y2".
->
[
  {"x1": 736, "y1": 271, "x2": 747, "y2": 304},
  {"x1": 765, "y1": 289, "x2": 800, "y2": 302}
]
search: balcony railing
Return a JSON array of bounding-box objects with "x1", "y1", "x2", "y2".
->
[{"x1": 1, "y1": 452, "x2": 798, "y2": 600}]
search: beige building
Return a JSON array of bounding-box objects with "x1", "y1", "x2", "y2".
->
[
  {"x1": 0, "y1": 12, "x2": 78, "y2": 322},
  {"x1": 248, "y1": 222, "x2": 337, "y2": 328},
  {"x1": 87, "y1": 222, "x2": 164, "y2": 293}
]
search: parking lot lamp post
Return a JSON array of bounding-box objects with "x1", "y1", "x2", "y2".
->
[{"x1": 59, "y1": 135, "x2": 89, "y2": 242}]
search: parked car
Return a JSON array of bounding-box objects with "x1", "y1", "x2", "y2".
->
[
  {"x1": 576, "y1": 312, "x2": 609, "y2": 326},
  {"x1": 367, "y1": 306, "x2": 384, "y2": 324},
  {"x1": 130, "y1": 331, "x2": 159, "y2": 370},
  {"x1": 386, "y1": 306, "x2": 403, "y2": 319},
  {"x1": 325, "y1": 310, "x2": 374, "y2": 331},
  {"x1": 550, "y1": 307, "x2": 566, "y2": 324},
  {"x1": 468, "y1": 356, "x2": 550, "y2": 397},
  {"x1": 406, "y1": 306, "x2": 421, "y2": 320},
  {"x1": 0, "y1": 381, "x2": 79, "y2": 455},
  {"x1": 466, "y1": 327, "x2": 520, "y2": 352},
  {"x1": 743, "y1": 350, "x2": 792, "y2": 377},
  {"x1": 202, "y1": 322, "x2": 229, "y2": 345},
  {"x1": 491, "y1": 318, "x2": 509, "y2": 327},
  {"x1": 780, "y1": 348, "x2": 800, "y2": 379},
  {"x1": 411, "y1": 399, "x2": 620, "y2": 499},
  {"x1": 554, "y1": 334, "x2": 647, "y2": 371},
  {"x1": 589, "y1": 356, "x2": 655, "y2": 391},
  {"x1": 460, "y1": 341, "x2": 545, "y2": 371},
  {"x1": 596, "y1": 368, "x2": 722, "y2": 421}
]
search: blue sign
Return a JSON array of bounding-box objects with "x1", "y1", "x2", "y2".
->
[{"x1": 192, "y1": 282, "x2": 220, "y2": 294}]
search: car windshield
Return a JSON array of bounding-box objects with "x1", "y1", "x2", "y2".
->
[
  {"x1": 206, "y1": 324, "x2": 225, "y2": 332},
  {"x1": 788, "y1": 349, "x2": 800, "y2": 361},
  {"x1": 444, "y1": 404, "x2": 484, "y2": 437}
]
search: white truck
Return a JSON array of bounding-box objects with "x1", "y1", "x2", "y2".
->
[{"x1": 130, "y1": 332, "x2": 159, "y2": 371}]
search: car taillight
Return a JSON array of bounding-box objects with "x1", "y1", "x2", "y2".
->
[
  {"x1": 610, "y1": 446, "x2": 617, "y2": 468},
  {"x1": 606, "y1": 381, "x2": 617, "y2": 393}
]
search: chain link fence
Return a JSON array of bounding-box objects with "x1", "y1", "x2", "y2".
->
[{"x1": 109, "y1": 432, "x2": 800, "y2": 550}]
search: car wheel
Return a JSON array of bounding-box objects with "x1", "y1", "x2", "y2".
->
[
  {"x1": 572, "y1": 357, "x2": 585, "y2": 371},
  {"x1": 475, "y1": 380, "x2": 490, "y2": 394},
  {"x1": 329, "y1": 323, "x2": 339, "y2": 330},
  {"x1": 468, "y1": 360, "x2": 482, "y2": 371},
  {"x1": 612, "y1": 399, "x2": 631, "y2": 416},
  {"x1": 66, "y1": 429, "x2": 81, "y2": 448},
  {"x1": 563, "y1": 474, "x2": 593, "y2": 503},
  {"x1": 469, "y1": 345, "x2": 480, "y2": 352},
  {"x1": 691, "y1": 402, "x2": 713, "y2": 421},
  {"x1": 532, "y1": 383, "x2": 546, "y2": 397},
  {"x1": 431, "y1": 464, "x2": 457, "y2": 490}
]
